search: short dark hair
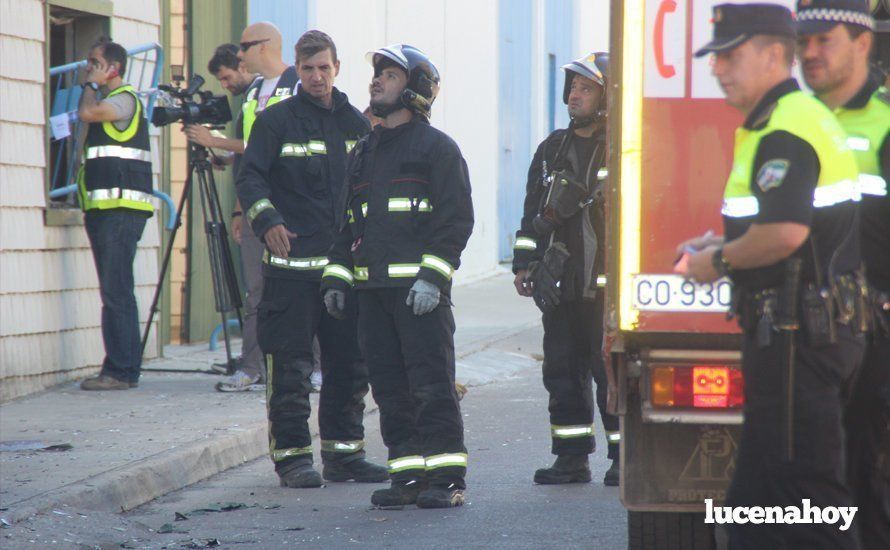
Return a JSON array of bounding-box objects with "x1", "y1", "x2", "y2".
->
[
  {"x1": 844, "y1": 23, "x2": 870, "y2": 41},
  {"x1": 91, "y1": 36, "x2": 127, "y2": 76},
  {"x1": 208, "y1": 43, "x2": 241, "y2": 74},
  {"x1": 295, "y1": 30, "x2": 337, "y2": 64},
  {"x1": 752, "y1": 34, "x2": 795, "y2": 67}
]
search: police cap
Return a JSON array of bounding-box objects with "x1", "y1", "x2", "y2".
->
[
  {"x1": 694, "y1": 3, "x2": 795, "y2": 58},
  {"x1": 796, "y1": 0, "x2": 875, "y2": 35}
]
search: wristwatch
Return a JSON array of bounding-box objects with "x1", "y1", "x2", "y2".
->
[
  {"x1": 712, "y1": 247, "x2": 733, "y2": 277},
  {"x1": 83, "y1": 82, "x2": 99, "y2": 92}
]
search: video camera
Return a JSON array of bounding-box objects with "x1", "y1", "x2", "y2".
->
[{"x1": 151, "y1": 74, "x2": 231, "y2": 127}]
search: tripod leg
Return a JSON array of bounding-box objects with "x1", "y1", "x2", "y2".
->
[
  {"x1": 219, "y1": 311, "x2": 235, "y2": 375},
  {"x1": 141, "y1": 170, "x2": 192, "y2": 357},
  {"x1": 194, "y1": 157, "x2": 244, "y2": 372}
]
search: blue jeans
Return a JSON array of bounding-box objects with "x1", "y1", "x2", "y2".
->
[{"x1": 85, "y1": 210, "x2": 148, "y2": 383}]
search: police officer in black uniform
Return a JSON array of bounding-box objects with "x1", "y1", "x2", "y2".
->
[
  {"x1": 682, "y1": 4, "x2": 865, "y2": 547},
  {"x1": 796, "y1": 2, "x2": 890, "y2": 547},
  {"x1": 237, "y1": 30, "x2": 387, "y2": 488},
  {"x1": 321, "y1": 44, "x2": 474, "y2": 509},
  {"x1": 512, "y1": 53, "x2": 620, "y2": 486}
]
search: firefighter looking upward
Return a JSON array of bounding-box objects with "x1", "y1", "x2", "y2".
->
[
  {"x1": 322, "y1": 44, "x2": 475, "y2": 509},
  {"x1": 512, "y1": 52, "x2": 620, "y2": 486}
]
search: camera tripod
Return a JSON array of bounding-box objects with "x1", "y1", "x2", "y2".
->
[{"x1": 141, "y1": 143, "x2": 243, "y2": 374}]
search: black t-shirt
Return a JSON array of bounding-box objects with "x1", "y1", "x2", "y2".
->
[{"x1": 723, "y1": 79, "x2": 860, "y2": 291}]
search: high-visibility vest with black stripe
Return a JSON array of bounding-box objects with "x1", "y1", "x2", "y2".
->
[
  {"x1": 78, "y1": 84, "x2": 153, "y2": 214},
  {"x1": 835, "y1": 86, "x2": 889, "y2": 198},
  {"x1": 241, "y1": 66, "x2": 299, "y2": 145},
  {"x1": 722, "y1": 90, "x2": 860, "y2": 220}
]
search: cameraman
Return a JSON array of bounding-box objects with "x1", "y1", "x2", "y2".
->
[
  {"x1": 76, "y1": 37, "x2": 153, "y2": 391},
  {"x1": 183, "y1": 44, "x2": 252, "y2": 176},
  {"x1": 183, "y1": 43, "x2": 265, "y2": 392}
]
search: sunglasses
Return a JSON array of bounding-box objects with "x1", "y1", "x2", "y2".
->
[{"x1": 239, "y1": 39, "x2": 270, "y2": 52}]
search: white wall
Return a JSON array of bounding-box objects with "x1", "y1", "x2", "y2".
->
[
  {"x1": 311, "y1": 0, "x2": 501, "y2": 282},
  {"x1": 575, "y1": 0, "x2": 610, "y2": 56}
]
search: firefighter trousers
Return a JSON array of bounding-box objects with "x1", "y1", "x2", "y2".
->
[
  {"x1": 356, "y1": 287, "x2": 467, "y2": 489},
  {"x1": 726, "y1": 324, "x2": 864, "y2": 549},
  {"x1": 257, "y1": 277, "x2": 369, "y2": 472},
  {"x1": 542, "y1": 293, "x2": 619, "y2": 458},
  {"x1": 845, "y1": 328, "x2": 890, "y2": 550}
]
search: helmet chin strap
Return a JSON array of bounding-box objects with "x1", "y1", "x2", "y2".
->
[
  {"x1": 370, "y1": 99, "x2": 403, "y2": 118},
  {"x1": 569, "y1": 96, "x2": 606, "y2": 129}
]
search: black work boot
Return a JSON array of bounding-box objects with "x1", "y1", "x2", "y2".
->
[
  {"x1": 323, "y1": 453, "x2": 389, "y2": 483},
  {"x1": 371, "y1": 479, "x2": 426, "y2": 507},
  {"x1": 277, "y1": 459, "x2": 323, "y2": 488},
  {"x1": 603, "y1": 458, "x2": 619, "y2": 486},
  {"x1": 533, "y1": 454, "x2": 591, "y2": 484},
  {"x1": 416, "y1": 484, "x2": 466, "y2": 509}
]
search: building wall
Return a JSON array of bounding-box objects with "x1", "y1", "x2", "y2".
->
[{"x1": 0, "y1": 0, "x2": 162, "y2": 402}]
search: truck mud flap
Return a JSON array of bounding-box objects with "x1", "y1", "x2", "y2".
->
[{"x1": 622, "y1": 395, "x2": 742, "y2": 511}]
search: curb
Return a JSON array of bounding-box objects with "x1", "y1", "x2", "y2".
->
[
  {"x1": 1, "y1": 420, "x2": 268, "y2": 524},
  {"x1": 0, "y1": 320, "x2": 537, "y2": 526}
]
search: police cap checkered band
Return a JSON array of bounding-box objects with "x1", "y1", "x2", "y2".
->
[{"x1": 796, "y1": 0, "x2": 875, "y2": 34}]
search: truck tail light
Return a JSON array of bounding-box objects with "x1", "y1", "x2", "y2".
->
[{"x1": 650, "y1": 365, "x2": 743, "y2": 409}]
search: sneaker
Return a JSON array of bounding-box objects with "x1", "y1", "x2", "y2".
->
[
  {"x1": 371, "y1": 479, "x2": 426, "y2": 507},
  {"x1": 215, "y1": 370, "x2": 264, "y2": 392},
  {"x1": 278, "y1": 462, "x2": 323, "y2": 488},
  {"x1": 310, "y1": 370, "x2": 322, "y2": 393},
  {"x1": 416, "y1": 485, "x2": 465, "y2": 509},
  {"x1": 603, "y1": 458, "x2": 620, "y2": 486},
  {"x1": 323, "y1": 457, "x2": 389, "y2": 483},
  {"x1": 80, "y1": 375, "x2": 130, "y2": 391},
  {"x1": 533, "y1": 455, "x2": 591, "y2": 484}
]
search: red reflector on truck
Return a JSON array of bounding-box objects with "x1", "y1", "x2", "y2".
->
[{"x1": 650, "y1": 365, "x2": 743, "y2": 409}]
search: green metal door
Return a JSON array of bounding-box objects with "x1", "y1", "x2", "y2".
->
[{"x1": 184, "y1": 0, "x2": 247, "y2": 342}]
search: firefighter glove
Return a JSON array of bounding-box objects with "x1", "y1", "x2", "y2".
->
[
  {"x1": 529, "y1": 242, "x2": 571, "y2": 313},
  {"x1": 406, "y1": 279, "x2": 440, "y2": 316},
  {"x1": 324, "y1": 289, "x2": 347, "y2": 320}
]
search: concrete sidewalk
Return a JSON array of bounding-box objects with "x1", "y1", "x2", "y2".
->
[{"x1": 0, "y1": 268, "x2": 541, "y2": 525}]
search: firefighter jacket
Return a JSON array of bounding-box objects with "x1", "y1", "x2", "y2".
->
[
  {"x1": 78, "y1": 84, "x2": 154, "y2": 215},
  {"x1": 236, "y1": 84, "x2": 370, "y2": 280},
  {"x1": 321, "y1": 117, "x2": 475, "y2": 295},
  {"x1": 512, "y1": 127, "x2": 607, "y2": 300}
]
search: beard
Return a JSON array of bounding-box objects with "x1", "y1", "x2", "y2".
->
[
  {"x1": 370, "y1": 95, "x2": 401, "y2": 118},
  {"x1": 805, "y1": 51, "x2": 855, "y2": 95}
]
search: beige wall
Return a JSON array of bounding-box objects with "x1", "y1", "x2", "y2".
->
[
  {"x1": 0, "y1": 0, "x2": 163, "y2": 402},
  {"x1": 167, "y1": 0, "x2": 187, "y2": 342}
]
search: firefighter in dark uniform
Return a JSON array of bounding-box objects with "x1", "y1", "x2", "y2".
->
[
  {"x1": 797, "y1": 2, "x2": 890, "y2": 547},
  {"x1": 682, "y1": 5, "x2": 865, "y2": 547},
  {"x1": 321, "y1": 44, "x2": 474, "y2": 509},
  {"x1": 512, "y1": 53, "x2": 620, "y2": 486},
  {"x1": 236, "y1": 31, "x2": 387, "y2": 488}
]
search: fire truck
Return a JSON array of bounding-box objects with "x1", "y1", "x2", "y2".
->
[{"x1": 604, "y1": 1, "x2": 890, "y2": 548}]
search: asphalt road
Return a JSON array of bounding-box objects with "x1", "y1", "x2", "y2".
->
[{"x1": 3, "y1": 360, "x2": 628, "y2": 549}]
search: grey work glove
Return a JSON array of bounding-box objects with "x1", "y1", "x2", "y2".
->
[
  {"x1": 406, "y1": 279, "x2": 441, "y2": 316},
  {"x1": 323, "y1": 289, "x2": 347, "y2": 320}
]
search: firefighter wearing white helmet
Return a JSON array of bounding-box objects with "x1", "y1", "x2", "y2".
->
[
  {"x1": 512, "y1": 52, "x2": 621, "y2": 486},
  {"x1": 322, "y1": 44, "x2": 475, "y2": 509}
]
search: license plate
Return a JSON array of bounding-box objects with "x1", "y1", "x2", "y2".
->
[{"x1": 631, "y1": 274, "x2": 732, "y2": 313}]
